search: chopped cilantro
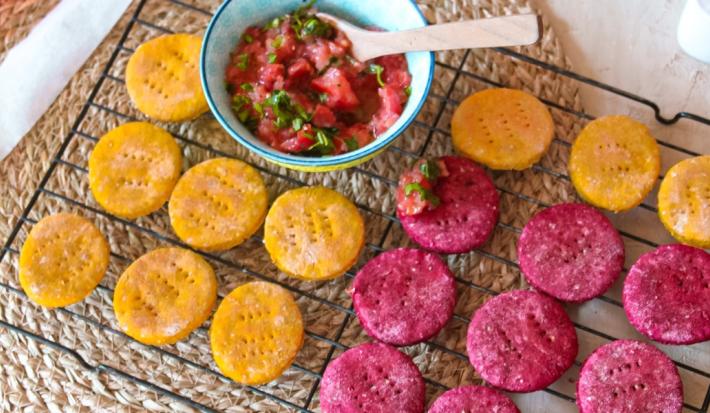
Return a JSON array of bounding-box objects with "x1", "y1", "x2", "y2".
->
[
  {"x1": 231, "y1": 95, "x2": 251, "y2": 112},
  {"x1": 272, "y1": 35, "x2": 283, "y2": 49},
  {"x1": 237, "y1": 109, "x2": 250, "y2": 123},
  {"x1": 274, "y1": 116, "x2": 289, "y2": 129},
  {"x1": 404, "y1": 85, "x2": 412, "y2": 96},
  {"x1": 345, "y1": 137, "x2": 359, "y2": 151},
  {"x1": 318, "y1": 93, "x2": 328, "y2": 103},
  {"x1": 292, "y1": 117, "x2": 304, "y2": 131},
  {"x1": 294, "y1": 103, "x2": 311, "y2": 121},
  {"x1": 309, "y1": 128, "x2": 335, "y2": 154},
  {"x1": 404, "y1": 182, "x2": 440, "y2": 206},
  {"x1": 301, "y1": 16, "x2": 333, "y2": 38},
  {"x1": 368, "y1": 64, "x2": 385, "y2": 87},
  {"x1": 265, "y1": 17, "x2": 282, "y2": 29},
  {"x1": 268, "y1": 52, "x2": 278, "y2": 64},
  {"x1": 419, "y1": 159, "x2": 441, "y2": 180},
  {"x1": 235, "y1": 53, "x2": 249, "y2": 71},
  {"x1": 264, "y1": 90, "x2": 312, "y2": 130},
  {"x1": 253, "y1": 102, "x2": 264, "y2": 117},
  {"x1": 242, "y1": 33, "x2": 253, "y2": 44},
  {"x1": 240, "y1": 83, "x2": 253, "y2": 91}
]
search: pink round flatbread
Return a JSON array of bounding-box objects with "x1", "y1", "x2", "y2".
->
[
  {"x1": 623, "y1": 244, "x2": 710, "y2": 344},
  {"x1": 398, "y1": 156, "x2": 499, "y2": 254},
  {"x1": 320, "y1": 343, "x2": 425, "y2": 413},
  {"x1": 466, "y1": 290, "x2": 577, "y2": 392},
  {"x1": 428, "y1": 385, "x2": 520, "y2": 413},
  {"x1": 576, "y1": 340, "x2": 683, "y2": 413},
  {"x1": 517, "y1": 203, "x2": 625, "y2": 302},
  {"x1": 353, "y1": 248, "x2": 456, "y2": 346}
]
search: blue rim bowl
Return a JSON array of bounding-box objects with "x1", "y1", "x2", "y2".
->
[{"x1": 200, "y1": 0, "x2": 434, "y2": 172}]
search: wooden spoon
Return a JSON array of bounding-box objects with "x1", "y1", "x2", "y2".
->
[{"x1": 317, "y1": 13, "x2": 542, "y2": 61}]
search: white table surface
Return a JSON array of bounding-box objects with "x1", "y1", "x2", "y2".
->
[{"x1": 534, "y1": 0, "x2": 709, "y2": 157}]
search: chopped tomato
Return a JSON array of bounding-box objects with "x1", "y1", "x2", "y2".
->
[
  {"x1": 341, "y1": 124, "x2": 373, "y2": 149},
  {"x1": 371, "y1": 85, "x2": 402, "y2": 135},
  {"x1": 268, "y1": 23, "x2": 298, "y2": 61},
  {"x1": 281, "y1": 124, "x2": 315, "y2": 153},
  {"x1": 311, "y1": 67, "x2": 360, "y2": 111},
  {"x1": 258, "y1": 63, "x2": 285, "y2": 90},
  {"x1": 257, "y1": 116, "x2": 280, "y2": 147},
  {"x1": 312, "y1": 104, "x2": 337, "y2": 127},
  {"x1": 286, "y1": 57, "x2": 315, "y2": 80},
  {"x1": 305, "y1": 39, "x2": 333, "y2": 71}
]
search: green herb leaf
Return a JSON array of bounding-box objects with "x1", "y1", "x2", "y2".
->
[
  {"x1": 232, "y1": 95, "x2": 251, "y2": 112},
  {"x1": 404, "y1": 182, "x2": 440, "y2": 206},
  {"x1": 274, "y1": 117, "x2": 289, "y2": 129},
  {"x1": 294, "y1": 103, "x2": 311, "y2": 121},
  {"x1": 242, "y1": 33, "x2": 253, "y2": 44},
  {"x1": 301, "y1": 16, "x2": 333, "y2": 38},
  {"x1": 368, "y1": 64, "x2": 385, "y2": 87},
  {"x1": 240, "y1": 83, "x2": 253, "y2": 91},
  {"x1": 318, "y1": 93, "x2": 329, "y2": 103},
  {"x1": 272, "y1": 35, "x2": 283, "y2": 49},
  {"x1": 235, "y1": 53, "x2": 249, "y2": 71},
  {"x1": 404, "y1": 85, "x2": 412, "y2": 96},
  {"x1": 253, "y1": 102, "x2": 264, "y2": 117},
  {"x1": 292, "y1": 117, "x2": 304, "y2": 131},
  {"x1": 237, "y1": 109, "x2": 251, "y2": 123},
  {"x1": 345, "y1": 137, "x2": 359, "y2": 151},
  {"x1": 264, "y1": 90, "x2": 311, "y2": 130},
  {"x1": 265, "y1": 17, "x2": 282, "y2": 29},
  {"x1": 419, "y1": 159, "x2": 441, "y2": 180},
  {"x1": 309, "y1": 128, "x2": 335, "y2": 154},
  {"x1": 267, "y1": 52, "x2": 278, "y2": 64}
]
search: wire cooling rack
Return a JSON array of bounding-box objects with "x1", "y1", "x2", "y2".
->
[{"x1": 1, "y1": 0, "x2": 709, "y2": 412}]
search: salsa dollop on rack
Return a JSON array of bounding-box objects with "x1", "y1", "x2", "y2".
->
[
  {"x1": 225, "y1": 2, "x2": 412, "y2": 156},
  {"x1": 397, "y1": 158, "x2": 449, "y2": 216}
]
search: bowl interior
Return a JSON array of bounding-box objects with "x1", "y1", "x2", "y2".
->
[{"x1": 201, "y1": 0, "x2": 433, "y2": 167}]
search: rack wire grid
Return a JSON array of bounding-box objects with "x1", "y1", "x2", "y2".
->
[{"x1": 1, "y1": 0, "x2": 709, "y2": 412}]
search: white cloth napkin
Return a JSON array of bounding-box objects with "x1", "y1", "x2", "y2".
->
[{"x1": 0, "y1": 0, "x2": 131, "y2": 161}]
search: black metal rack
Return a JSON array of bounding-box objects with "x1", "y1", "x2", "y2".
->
[{"x1": 1, "y1": 0, "x2": 709, "y2": 412}]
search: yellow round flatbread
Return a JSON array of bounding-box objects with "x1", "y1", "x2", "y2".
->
[
  {"x1": 210, "y1": 281, "x2": 304, "y2": 385},
  {"x1": 658, "y1": 155, "x2": 710, "y2": 248},
  {"x1": 125, "y1": 33, "x2": 208, "y2": 121},
  {"x1": 89, "y1": 122, "x2": 182, "y2": 219},
  {"x1": 19, "y1": 213, "x2": 109, "y2": 308},
  {"x1": 569, "y1": 115, "x2": 660, "y2": 212},
  {"x1": 113, "y1": 247, "x2": 217, "y2": 346},
  {"x1": 451, "y1": 88, "x2": 554, "y2": 170},
  {"x1": 264, "y1": 186, "x2": 365, "y2": 281},
  {"x1": 169, "y1": 158, "x2": 268, "y2": 252}
]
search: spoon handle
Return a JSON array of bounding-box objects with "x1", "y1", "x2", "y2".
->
[{"x1": 352, "y1": 14, "x2": 541, "y2": 60}]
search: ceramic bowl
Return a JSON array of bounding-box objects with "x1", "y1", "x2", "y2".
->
[{"x1": 201, "y1": 0, "x2": 434, "y2": 172}]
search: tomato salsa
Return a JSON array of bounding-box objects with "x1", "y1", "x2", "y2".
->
[
  {"x1": 225, "y1": 2, "x2": 412, "y2": 156},
  {"x1": 396, "y1": 158, "x2": 449, "y2": 216}
]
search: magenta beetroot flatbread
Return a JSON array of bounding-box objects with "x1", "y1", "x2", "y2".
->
[
  {"x1": 623, "y1": 244, "x2": 710, "y2": 344},
  {"x1": 428, "y1": 385, "x2": 520, "y2": 413},
  {"x1": 320, "y1": 343, "x2": 425, "y2": 413},
  {"x1": 517, "y1": 203, "x2": 625, "y2": 302},
  {"x1": 353, "y1": 248, "x2": 456, "y2": 346},
  {"x1": 466, "y1": 290, "x2": 577, "y2": 392},
  {"x1": 576, "y1": 340, "x2": 683, "y2": 413},
  {"x1": 398, "y1": 156, "x2": 499, "y2": 254}
]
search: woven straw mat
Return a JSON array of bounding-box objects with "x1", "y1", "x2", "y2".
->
[{"x1": 0, "y1": 0, "x2": 603, "y2": 411}]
